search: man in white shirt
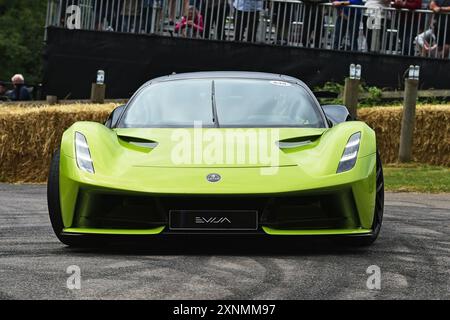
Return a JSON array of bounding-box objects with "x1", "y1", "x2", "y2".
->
[
  {"x1": 233, "y1": 0, "x2": 263, "y2": 42},
  {"x1": 362, "y1": 0, "x2": 391, "y2": 52}
]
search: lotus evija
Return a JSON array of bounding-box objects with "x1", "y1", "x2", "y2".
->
[{"x1": 48, "y1": 72, "x2": 384, "y2": 246}]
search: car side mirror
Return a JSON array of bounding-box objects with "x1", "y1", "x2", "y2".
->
[
  {"x1": 105, "y1": 105, "x2": 126, "y2": 129},
  {"x1": 321, "y1": 105, "x2": 353, "y2": 126}
]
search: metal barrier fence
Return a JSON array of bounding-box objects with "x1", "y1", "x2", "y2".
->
[{"x1": 45, "y1": 0, "x2": 450, "y2": 59}]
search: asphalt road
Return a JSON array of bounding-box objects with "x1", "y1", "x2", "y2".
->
[{"x1": 0, "y1": 184, "x2": 448, "y2": 300}]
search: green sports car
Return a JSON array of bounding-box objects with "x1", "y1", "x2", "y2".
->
[{"x1": 48, "y1": 71, "x2": 384, "y2": 246}]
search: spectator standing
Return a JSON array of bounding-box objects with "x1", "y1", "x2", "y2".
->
[
  {"x1": 362, "y1": 0, "x2": 391, "y2": 52},
  {"x1": 430, "y1": 0, "x2": 450, "y2": 57},
  {"x1": 233, "y1": 0, "x2": 263, "y2": 42},
  {"x1": 10, "y1": 75, "x2": 31, "y2": 101},
  {"x1": 332, "y1": 0, "x2": 364, "y2": 51},
  {"x1": 392, "y1": 0, "x2": 422, "y2": 56},
  {"x1": 200, "y1": 0, "x2": 230, "y2": 40}
]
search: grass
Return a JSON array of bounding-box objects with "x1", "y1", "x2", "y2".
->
[{"x1": 384, "y1": 163, "x2": 450, "y2": 193}]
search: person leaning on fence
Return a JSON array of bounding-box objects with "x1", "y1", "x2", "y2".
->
[
  {"x1": 332, "y1": 0, "x2": 364, "y2": 51},
  {"x1": 392, "y1": 0, "x2": 422, "y2": 56},
  {"x1": 9, "y1": 74, "x2": 31, "y2": 102},
  {"x1": 199, "y1": 0, "x2": 230, "y2": 40},
  {"x1": 362, "y1": 0, "x2": 391, "y2": 52},
  {"x1": 175, "y1": 5, "x2": 204, "y2": 37},
  {"x1": 233, "y1": 0, "x2": 263, "y2": 42},
  {"x1": 415, "y1": 28, "x2": 438, "y2": 56},
  {"x1": 430, "y1": 0, "x2": 450, "y2": 57}
]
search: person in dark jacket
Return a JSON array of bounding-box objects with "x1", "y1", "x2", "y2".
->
[
  {"x1": 10, "y1": 74, "x2": 31, "y2": 101},
  {"x1": 332, "y1": 0, "x2": 364, "y2": 51}
]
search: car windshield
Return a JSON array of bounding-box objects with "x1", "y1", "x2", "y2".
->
[{"x1": 120, "y1": 78, "x2": 325, "y2": 128}]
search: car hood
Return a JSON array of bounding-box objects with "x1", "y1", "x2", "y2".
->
[
  {"x1": 113, "y1": 127, "x2": 327, "y2": 168},
  {"x1": 61, "y1": 121, "x2": 375, "y2": 182}
]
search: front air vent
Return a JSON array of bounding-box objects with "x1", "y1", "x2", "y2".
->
[
  {"x1": 277, "y1": 135, "x2": 320, "y2": 150},
  {"x1": 117, "y1": 135, "x2": 158, "y2": 150}
]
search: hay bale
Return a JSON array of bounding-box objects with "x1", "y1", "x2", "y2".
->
[
  {"x1": 358, "y1": 105, "x2": 450, "y2": 166},
  {"x1": 0, "y1": 104, "x2": 117, "y2": 183},
  {"x1": 0, "y1": 103, "x2": 448, "y2": 183}
]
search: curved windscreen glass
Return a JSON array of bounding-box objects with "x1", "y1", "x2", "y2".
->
[
  {"x1": 214, "y1": 79, "x2": 324, "y2": 127},
  {"x1": 120, "y1": 78, "x2": 325, "y2": 128},
  {"x1": 121, "y1": 79, "x2": 214, "y2": 127}
]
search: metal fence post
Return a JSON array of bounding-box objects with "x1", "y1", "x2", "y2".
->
[
  {"x1": 91, "y1": 84, "x2": 106, "y2": 103},
  {"x1": 46, "y1": 95, "x2": 58, "y2": 105},
  {"x1": 343, "y1": 64, "x2": 361, "y2": 119},
  {"x1": 91, "y1": 70, "x2": 106, "y2": 103},
  {"x1": 398, "y1": 65, "x2": 420, "y2": 163}
]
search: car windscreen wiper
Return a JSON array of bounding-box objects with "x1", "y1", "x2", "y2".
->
[{"x1": 211, "y1": 80, "x2": 219, "y2": 128}]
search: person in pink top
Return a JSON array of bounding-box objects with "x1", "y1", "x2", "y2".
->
[{"x1": 174, "y1": 5, "x2": 204, "y2": 37}]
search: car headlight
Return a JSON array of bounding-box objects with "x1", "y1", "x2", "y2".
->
[
  {"x1": 75, "y1": 132, "x2": 94, "y2": 174},
  {"x1": 337, "y1": 132, "x2": 361, "y2": 173}
]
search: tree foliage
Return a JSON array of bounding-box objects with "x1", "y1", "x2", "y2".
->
[{"x1": 0, "y1": 0, "x2": 47, "y2": 84}]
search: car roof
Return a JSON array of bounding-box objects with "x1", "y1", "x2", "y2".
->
[{"x1": 146, "y1": 71, "x2": 305, "y2": 86}]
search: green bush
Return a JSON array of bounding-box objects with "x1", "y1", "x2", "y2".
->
[{"x1": 0, "y1": 0, "x2": 47, "y2": 84}]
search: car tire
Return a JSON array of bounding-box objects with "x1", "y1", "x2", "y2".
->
[
  {"x1": 346, "y1": 151, "x2": 384, "y2": 246},
  {"x1": 47, "y1": 149, "x2": 84, "y2": 247}
]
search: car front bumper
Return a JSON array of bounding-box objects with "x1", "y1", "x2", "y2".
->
[{"x1": 59, "y1": 153, "x2": 377, "y2": 236}]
